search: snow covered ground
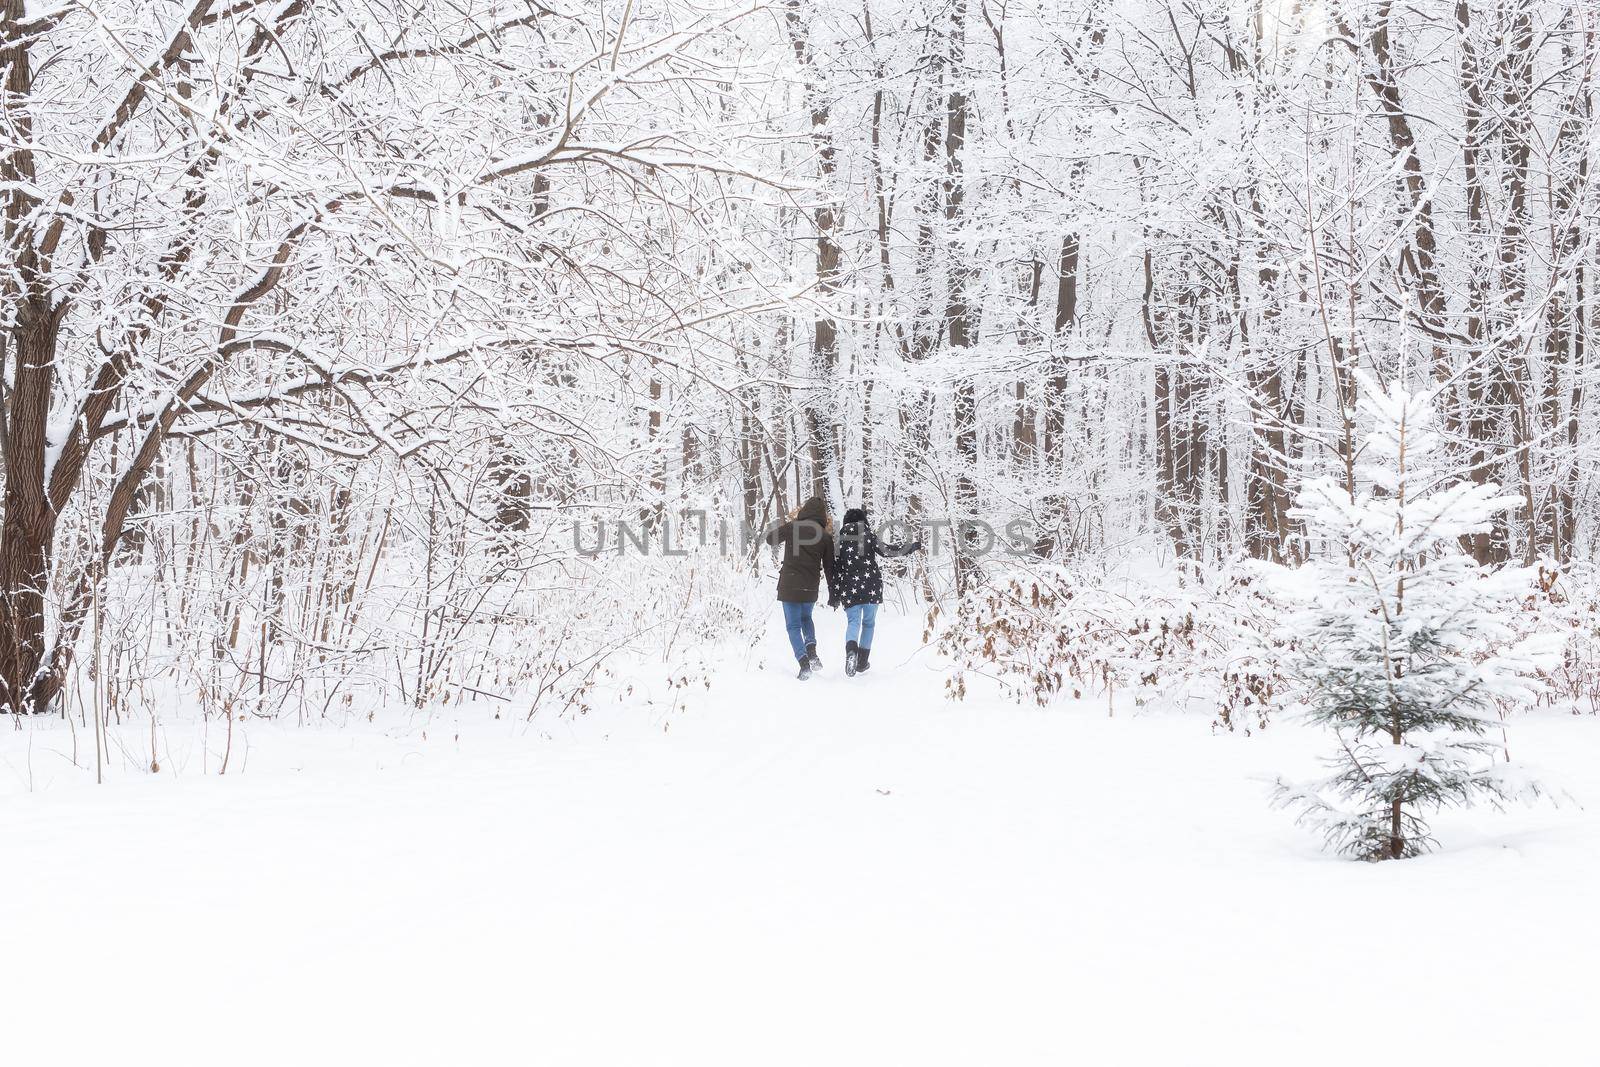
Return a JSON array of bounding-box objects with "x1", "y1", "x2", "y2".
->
[{"x1": 5, "y1": 611, "x2": 1598, "y2": 1065}]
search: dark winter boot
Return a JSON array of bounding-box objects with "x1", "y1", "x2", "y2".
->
[
  {"x1": 805, "y1": 642, "x2": 822, "y2": 671},
  {"x1": 856, "y1": 646, "x2": 871, "y2": 673},
  {"x1": 844, "y1": 640, "x2": 859, "y2": 677},
  {"x1": 797, "y1": 656, "x2": 812, "y2": 681}
]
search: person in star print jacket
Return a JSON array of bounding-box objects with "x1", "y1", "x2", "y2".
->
[{"x1": 832, "y1": 507, "x2": 922, "y2": 676}]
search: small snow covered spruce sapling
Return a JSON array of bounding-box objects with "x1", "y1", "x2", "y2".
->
[{"x1": 1272, "y1": 375, "x2": 1559, "y2": 861}]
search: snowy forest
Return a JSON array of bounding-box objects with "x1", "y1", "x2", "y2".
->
[{"x1": 5, "y1": 1, "x2": 1600, "y2": 1063}]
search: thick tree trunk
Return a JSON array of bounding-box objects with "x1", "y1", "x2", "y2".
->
[
  {"x1": 0, "y1": 1, "x2": 54, "y2": 713},
  {"x1": 1456, "y1": 1, "x2": 1499, "y2": 562},
  {"x1": 1360, "y1": 3, "x2": 1451, "y2": 373},
  {"x1": 1044, "y1": 229, "x2": 1079, "y2": 461},
  {"x1": 0, "y1": 312, "x2": 62, "y2": 714},
  {"x1": 489, "y1": 441, "x2": 533, "y2": 533},
  {"x1": 1032, "y1": 229, "x2": 1080, "y2": 559},
  {"x1": 491, "y1": 169, "x2": 550, "y2": 536},
  {"x1": 1011, "y1": 259, "x2": 1043, "y2": 466},
  {"x1": 786, "y1": 0, "x2": 842, "y2": 509},
  {"x1": 1490, "y1": 0, "x2": 1535, "y2": 563},
  {"x1": 1237, "y1": 216, "x2": 1290, "y2": 562},
  {"x1": 1145, "y1": 246, "x2": 1208, "y2": 560},
  {"x1": 1241, "y1": 13, "x2": 1293, "y2": 563},
  {"x1": 1542, "y1": 9, "x2": 1593, "y2": 561},
  {"x1": 946, "y1": 0, "x2": 980, "y2": 593}
]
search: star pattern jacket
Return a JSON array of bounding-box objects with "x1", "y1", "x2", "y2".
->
[{"x1": 832, "y1": 513, "x2": 920, "y2": 608}]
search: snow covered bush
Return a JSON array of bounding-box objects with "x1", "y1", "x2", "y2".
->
[
  {"x1": 931, "y1": 562, "x2": 1285, "y2": 732},
  {"x1": 1512, "y1": 562, "x2": 1600, "y2": 715},
  {"x1": 1271, "y1": 377, "x2": 1561, "y2": 861}
]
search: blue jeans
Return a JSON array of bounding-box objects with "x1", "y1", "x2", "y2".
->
[
  {"x1": 781, "y1": 601, "x2": 816, "y2": 661},
  {"x1": 844, "y1": 603, "x2": 878, "y2": 649}
]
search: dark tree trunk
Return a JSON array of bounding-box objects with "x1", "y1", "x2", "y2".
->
[
  {"x1": 946, "y1": 0, "x2": 980, "y2": 593},
  {"x1": 1044, "y1": 229, "x2": 1079, "y2": 462},
  {"x1": 1011, "y1": 258, "x2": 1043, "y2": 466},
  {"x1": 0, "y1": 315, "x2": 60, "y2": 713},
  {"x1": 786, "y1": 0, "x2": 842, "y2": 508},
  {"x1": 1544, "y1": 27, "x2": 1590, "y2": 560}
]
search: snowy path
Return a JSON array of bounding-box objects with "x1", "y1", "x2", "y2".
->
[{"x1": 5, "y1": 613, "x2": 1599, "y2": 1065}]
